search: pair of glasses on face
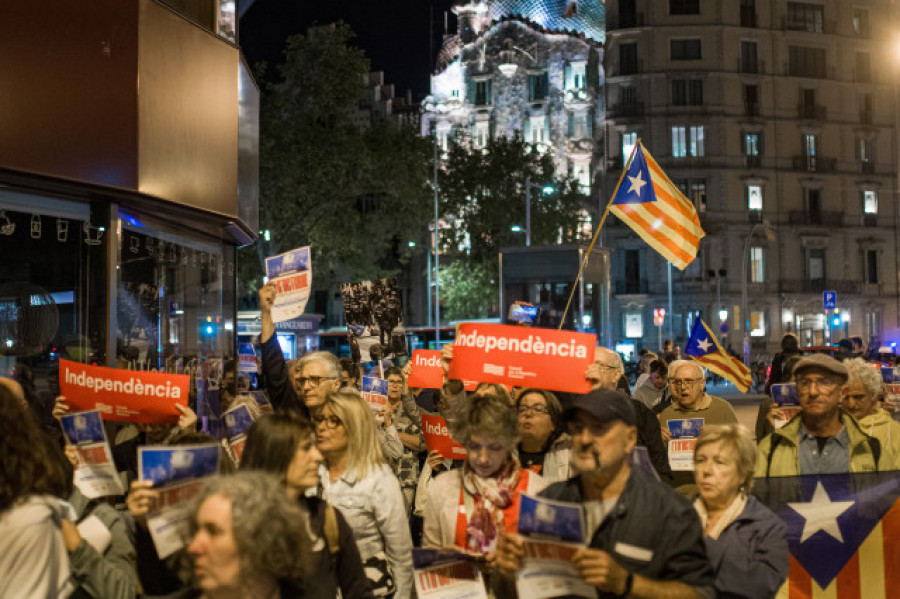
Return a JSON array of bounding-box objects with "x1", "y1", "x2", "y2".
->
[
  {"x1": 312, "y1": 414, "x2": 342, "y2": 429},
  {"x1": 669, "y1": 378, "x2": 703, "y2": 388},
  {"x1": 298, "y1": 375, "x2": 337, "y2": 388},
  {"x1": 517, "y1": 404, "x2": 549, "y2": 416},
  {"x1": 387, "y1": 380, "x2": 403, "y2": 386}
]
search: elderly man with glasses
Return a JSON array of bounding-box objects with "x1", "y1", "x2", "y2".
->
[
  {"x1": 756, "y1": 353, "x2": 887, "y2": 478},
  {"x1": 659, "y1": 360, "x2": 738, "y2": 490}
]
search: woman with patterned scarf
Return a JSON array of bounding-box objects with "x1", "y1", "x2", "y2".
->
[{"x1": 422, "y1": 392, "x2": 547, "y2": 558}]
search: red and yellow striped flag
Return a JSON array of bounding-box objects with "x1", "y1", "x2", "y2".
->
[
  {"x1": 609, "y1": 142, "x2": 705, "y2": 270},
  {"x1": 684, "y1": 318, "x2": 752, "y2": 393}
]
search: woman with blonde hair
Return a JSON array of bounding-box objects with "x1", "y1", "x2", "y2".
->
[
  {"x1": 316, "y1": 391, "x2": 413, "y2": 598},
  {"x1": 692, "y1": 424, "x2": 788, "y2": 598}
]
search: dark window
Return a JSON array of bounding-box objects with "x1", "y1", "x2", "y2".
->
[
  {"x1": 856, "y1": 53, "x2": 871, "y2": 83},
  {"x1": 789, "y1": 46, "x2": 827, "y2": 78},
  {"x1": 671, "y1": 39, "x2": 702, "y2": 60},
  {"x1": 740, "y1": 41, "x2": 758, "y2": 73},
  {"x1": 806, "y1": 188, "x2": 822, "y2": 222},
  {"x1": 474, "y1": 79, "x2": 492, "y2": 106},
  {"x1": 675, "y1": 179, "x2": 707, "y2": 213},
  {"x1": 865, "y1": 250, "x2": 879, "y2": 284},
  {"x1": 624, "y1": 250, "x2": 641, "y2": 293},
  {"x1": 621, "y1": 85, "x2": 636, "y2": 106},
  {"x1": 740, "y1": 0, "x2": 756, "y2": 27},
  {"x1": 619, "y1": 0, "x2": 638, "y2": 27},
  {"x1": 808, "y1": 248, "x2": 826, "y2": 281},
  {"x1": 744, "y1": 84, "x2": 759, "y2": 115},
  {"x1": 619, "y1": 43, "x2": 638, "y2": 74},
  {"x1": 853, "y1": 8, "x2": 870, "y2": 37},
  {"x1": 528, "y1": 73, "x2": 549, "y2": 101},
  {"x1": 669, "y1": 0, "x2": 699, "y2": 15},
  {"x1": 672, "y1": 79, "x2": 703, "y2": 106},
  {"x1": 786, "y1": 2, "x2": 824, "y2": 33},
  {"x1": 861, "y1": 93, "x2": 873, "y2": 123}
]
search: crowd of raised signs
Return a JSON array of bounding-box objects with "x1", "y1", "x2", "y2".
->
[{"x1": 3, "y1": 311, "x2": 900, "y2": 598}]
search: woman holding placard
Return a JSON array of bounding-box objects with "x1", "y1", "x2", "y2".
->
[
  {"x1": 422, "y1": 391, "x2": 546, "y2": 557},
  {"x1": 692, "y1": 424, "x2": 788, "y2": 598}
]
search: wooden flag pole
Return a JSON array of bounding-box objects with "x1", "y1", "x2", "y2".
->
[{"x1": 558, "y1": 140, "x2": 642, "y2": 331}]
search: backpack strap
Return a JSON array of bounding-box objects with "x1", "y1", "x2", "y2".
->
[{"x1": 323, "y1": 504, "x2": 340, "y2": 556}]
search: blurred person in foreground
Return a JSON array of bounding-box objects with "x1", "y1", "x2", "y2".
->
[
  {"x1": 756, "y1": 354, "x2": 888, "y2": 477},
  {"x1": 494, "y1": 389, "x2": 715, "y2": 598},
  {"x1": 841, "y1": 358, "x2": 900, "y2": 468},
  {"x1": 423, "y1": 392, "x2": 546, "y2": 556},
  {"x1": 693, "y1": 424, "x2": 788, "y2": 598},
  {"x1": 239, "y1": 412, "x2": 373, "y2": 599},
  {"x1": 0, "y1": 383, "x2": 74, "y2": 598},
  {"x1": 316, "y1": 391, "x2": 413, "y2": 598},
  {"x1": 181, "y1": 471, "x2": 313, "y2": 598}
]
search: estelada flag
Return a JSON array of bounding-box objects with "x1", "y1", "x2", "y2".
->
[
  {"x1": 754, "y1": 472, "x2": 900, "y2": 598},
  {"x1": 609, "y1": 142, "x2": 705, "y2": 270},
  {"x1": 684, "y1": 318, "x2": 752, "y2": 393}
]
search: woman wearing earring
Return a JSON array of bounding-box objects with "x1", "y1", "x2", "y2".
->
[{"x1": 692, "y1": 424, "x2": 788, "y2": 598}]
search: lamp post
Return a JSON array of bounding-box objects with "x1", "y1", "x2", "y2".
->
[
  {"x1": 741, "y1": 220, "x2": 775, "y2": 364},
  {"x1": 525, "y1": 175, "x2": 554, "y2": 246}
]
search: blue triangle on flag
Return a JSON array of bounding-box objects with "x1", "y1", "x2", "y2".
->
[
  {"x1": 684, "y1": 319, "x2": 715, "y2": 358},
  {"x1": 753, "y1": 472, "x2": 900, "y2": 589},
  {"x1": 612, "y1": 145, "x2": 655, "y2": 205}
]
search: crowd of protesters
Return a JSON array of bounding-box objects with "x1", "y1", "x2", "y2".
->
[{"x1": 4, "y1": 291, "x2": 900, "y2": 599}]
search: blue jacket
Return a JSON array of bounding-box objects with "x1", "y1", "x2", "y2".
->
[{"x1": 703, "y1": 495, "x2": 788, "y2": 599}]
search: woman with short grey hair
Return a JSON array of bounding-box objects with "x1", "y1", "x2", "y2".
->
[
  {"x1": 842, "y1": 358, "x2": 900, "y2": 467},
  {"x1": 692, "y1": 424, "x2": 788, "y2": 598},
  {"x1": 186, "y1": 471, "x2": 313, "y2": 597}
]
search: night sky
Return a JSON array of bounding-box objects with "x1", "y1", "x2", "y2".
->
[{"x1": 239, "y1": 0, "x2": 458, "y2": 100}]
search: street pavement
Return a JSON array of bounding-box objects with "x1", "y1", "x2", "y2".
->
[{"x1": 705, "y1": 381, "x2": 767, "y2": 440}]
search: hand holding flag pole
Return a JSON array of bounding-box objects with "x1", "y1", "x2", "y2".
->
[{"x1": 559, "y1": 141, "x2": 706, "y2": 329}]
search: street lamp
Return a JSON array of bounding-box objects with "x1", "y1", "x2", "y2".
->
[
  {"x1": 741, "y1": 219, "x2": 775, "y2": 364},
  {"x1": 525, "y1": 175, "x2": 554, "y2": 246}
]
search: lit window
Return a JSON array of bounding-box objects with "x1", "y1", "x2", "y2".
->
[
  {"x1": 529, "y1": 116, "x2": 546, "y2": 144},
  {"x1": 744, "y1": 133, "x2": 760, "y2": 156},
  {"x1": 624, "y1": 313, "x2": 643, "y2": 338},
  {"x1": 689, "y1": 126, "x2": 705, "y2": 156},
  {"x1": 473, "y1": 122, "x2": 490, "y2": 149},
  {"x1": 750, "y1": 311, "x2": 766, "y2": 337},
  {"x1": 750, "y1": 247, "x2": 765, "y2": 283},
  {"x1": 747, "y1": 185, "x2": 763, "y2": 211},
  {"x1": 622, "y1": 132, "x2": 638, "y2": 163},
  {"x1": 672, "y1": 126, "x2": 687, "y2": 157},
  {"x1": 863, "y1": 190, "x2": 878, "y2": 215}
]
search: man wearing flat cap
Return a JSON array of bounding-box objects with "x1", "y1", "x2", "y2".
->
[
  {"x1": 495, "y1": 388, "x2": 715, "y2": 599},
  {"x1": 756, "y1": 353, "x2": 887, "y2": 477}
]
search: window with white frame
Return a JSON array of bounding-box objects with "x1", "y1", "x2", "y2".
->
[
  {"x1": 750, "y1": 247, "x2": 765, "y2": 283},
  {"x1": 747, "y1": 185, "x2": 763, "y2": 211},
  {"x1": 858, "y1": 138, "x2": 874, "y2": 164},
  {"x1": 622, "y1": 131, "x2": 638, "y2": 163},
  {"x1": 567, "y1": 62, "x2": 587, "y2": 90},
  {"x1": 473, "y1": 121, "x2": 490, "y2": 149},
  {"x1": 571, "y1": 160, "x2": 591, "y2": 193},
  {"x1": 672, "y1": 126, "x2": 687, "y2": 157},
  {"x1": 690, "y1": 126, "x2": 705, "y2": 156},
  {"x1": 743, "y1": 132, "x2": 761, "y2": 156},
  {"x1": 863, "y1": 190, "x2": 878, "y2": 215},
  {"x1": 672, "y1": 126, "x2": 704, "y2": 157},
  {"x1": 624, "y1": 313, "x2": 643, "y2": 338}
]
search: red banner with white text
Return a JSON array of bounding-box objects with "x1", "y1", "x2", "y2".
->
[
  {"x1": 421, "y1": 414, "x2": 467, "y2": 460},
  {"x1": 408, "y1": 350, "x2": 444, "y2": 389},
  {"x1": 447, "y1": 324, "x2": 595, "y2": 394},
  {"x1": 59, "y1": 359, "x2": 186, "y2": 424}
]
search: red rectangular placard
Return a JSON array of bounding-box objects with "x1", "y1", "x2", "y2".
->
[
  {"x1": 408, "y1": 350, "x2": 444, "y2": 389},
  {"x1": 421, "y1": 414, "x2": 467, "y2": 460}
]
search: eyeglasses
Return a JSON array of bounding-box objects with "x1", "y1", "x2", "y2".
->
[
  {"x1": 312, "y1": 415, "x2": 342, "y2": 429},
  {"x1": 595, "y1": 364, "x2": 620, "y2": 371},
  {"x1": 669, "y1": 378, "x2": 703, "y2": 388},
  {"x1": 387, "y1": 380, "x2": 403, "y2": 386},
  {"x1": 517, "y1": 404, "x2": 550, "y2": 416},
  {"x1": 298, "y1": 375, "x2": 337, "y2": 388},
  {"x1": 796, "y1": 377, "x2": 839, "y2": 391}
]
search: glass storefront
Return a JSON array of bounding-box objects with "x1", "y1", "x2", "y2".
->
[{"x1": 0, "y1": 189, "x2": 236, "y2": 423}]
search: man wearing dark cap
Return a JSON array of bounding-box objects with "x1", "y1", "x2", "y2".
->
[
  {"x1": 495, "y1": 389, "x2": 715, "y2": 599},
  {"x1": 756, "y1": 353, "x2": 885, "y2": 477}
]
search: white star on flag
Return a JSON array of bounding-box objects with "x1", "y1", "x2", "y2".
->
[
  {"x1": 627, "y1": 171, "x2": 646, "y2": 197},
  {"x1": 696, "y1": 337, "x2": 713, "y2": 353},
  {"x1": 788, "y1": 481, "x2": 854, "y2": 543}
]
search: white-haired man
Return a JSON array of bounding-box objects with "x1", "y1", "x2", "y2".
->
[{"x1": 659, "y1": 360, "x2": 738, "y2": 489}]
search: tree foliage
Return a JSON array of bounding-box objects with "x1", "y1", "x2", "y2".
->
[
  {"x1": 438, "y1": 261, "x2": 496, "y2": 322},
  {"x1": 238, "y1": 23, "x2": 434, "y2": 305},
  {"x1": 435, "y1": 135, "x2": 589, "y2": 318}
]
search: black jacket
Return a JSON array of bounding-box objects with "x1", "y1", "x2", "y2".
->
[
  {"x1": 259, "y1": 334, "x2": 310, "y2": 418},
  {"x1": 302, "y1": 496, "x2": 374, "y2": 599},
  {"x1": 540, "y1": 469, "x2": 715, "y2": 598}
]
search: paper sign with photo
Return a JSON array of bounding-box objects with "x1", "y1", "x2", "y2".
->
[
  {"x1": 60, "y1": 410, "x2": 125, "y2": 498},
  {"x1": 59, "y1": 359, "x2": 187, "y2": 424},
  {"x1": 668, "y1": 438, "x2": 698, "y2": 471},
  {"x1": 448, "y1": 324, "x2": 595, "y2": 394},
  {"x1": 771, "y1": 383, "x2": 802, "y2": 428},
  {"x1": 362, "y1": 375, "x2": 389, "y2": 414},
  {"x1": 223, "y1": 403, "x2": 255, "y2": 463},
  {"x1": 413, "y1": 548, "x2": 487, "y2": 599},
  {"x1": 265, "y1": 246, "x2": 312, "y2": 323},
  {"x1": 341, "y1": 278, "x2": 408, "y2": 363},
  {"x1": 138, "y1": 444, "x2": 220, "y2": 486},
  {"x1": 421, "y1": 414, "x2": 467, "y2": 460},
  {"x1": 145, "y1": 479, "x2": 205, "y2": 559},
  {"x1": 666, "y1": 418, "x2": 704, "y2": 438},
  {"x1": 517, "y1": 493, "x2": 585, "y2": 544}
]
